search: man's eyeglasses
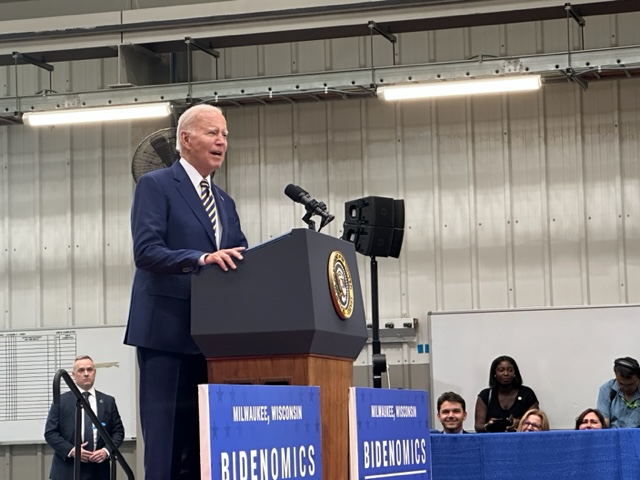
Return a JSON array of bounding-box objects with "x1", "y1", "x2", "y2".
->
[{"x1": 522, "y1": 420, "x2": 542, "y2": 430}]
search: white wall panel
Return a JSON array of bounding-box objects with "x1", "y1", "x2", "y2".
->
[
  {"x1": 399, "y1": 102, "x2": 437, "y2": 317},
  {"x1": 0, "y1": 126, "x2": 8, "y2": 327},
  {"x1": 397, "y1": 31, "x2": 431, "y2": 65},
  {"x1": 508, "y1": 93, "x2": 549, "y2": 307},
  {"x1": 544, "y1": 85, "x2": 587, "y2": 305},
  {"x1": 261, "y1": 105, "x2": 296, "y2": 239},
  {"x1": 505, "y1": 22, "x2": 540, "y2": 56},
  {"x1": 70, "y1": 125, "x2": 106, "y2": 326},
  {"x1": 296, "y1": 39, "x2": 330, "y2": 73},
  {"x1": 472, "y1": 95, "x2": 510, "y2": 308},
  {"x1": 541, "y1": 18, "x2": 583, "y2": 53},
  {"x1": 617, "y1": 12, "x2": 640, "y2": 46},
  {"x1": 296, "y1": 103, "x2": 331, "y2": 215},
  {"x1": 103, "y1": 123, "x2": 135, "y2": 326},
  {"x1": 582, "y1": 82, "x2": 623, "y2": 304},
  {"x1": 619, "y1": 81, "x2": 640, "y2": 302},
  {"x1": 435, "y1": 98, "x2": 474, "y2": 310},
  {"x1": 433, "y1": 28, "x2": 466, "y2": 63},
  {"x1": 329, "y1": 37, "x2": 363, "y2": 70},
  {"x1": 225, "y1": 107, "x2": 263, "y2": 246},
  {"x1": 264, "y1": 43, "x2": 293, "y2": 76},
  {"x1": 468, "y1": 25, "x2": 503, "y2": 59},
  {"x1": 7, "y1": 127, "x2": 40, "y2": 329},
  {"x1": 0, "y1": 66, "x2": 9, "y2": 97},
  {"x1": 223, "y1": 46, "x2": 260, "y2": 79},
  {"x1": 39, "y1": 127, "x2": 72, "y2": 328},
  {"x1": 584, "y1": 14, "x2": 617, "y2": 49}
]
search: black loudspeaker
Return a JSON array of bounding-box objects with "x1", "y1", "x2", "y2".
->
[
  {"x1": 344, "y1": 196, "x2": 395, "y2": 227},
  {"x1": 342, "y1": 196, "x2": 405, "y2": 258}
]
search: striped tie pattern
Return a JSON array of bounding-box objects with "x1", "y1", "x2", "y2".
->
[
  {"x1": 82, "y1": 391, "x2": 95, "y2": 451},
  {"x1": 200, "y1": 180, "x2": 218, "y2": 240}
]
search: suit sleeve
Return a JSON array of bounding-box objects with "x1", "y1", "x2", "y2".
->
[
  {"x1": 106, "y1": 397, "x2": 125, "y2": 452},
  {"x1": 44, "y1": 402, "x2": 74, "y2": 460},
  {"x1": 132, "y1": 173, "x2": 203, "y2": 274}
]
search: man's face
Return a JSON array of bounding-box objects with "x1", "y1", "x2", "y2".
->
[
  {"x1": 615, "y1": 372, "x2": 640, "y2": 396},
  {"x1": 180, "y1": 109, "x2": 228, "y2": 177},
  {"x1": 72, "y1": 358, "x2": 96, "y2": 391},
  {"x1": 437, "y1": 401, "x2": 467, "y2": 433}
]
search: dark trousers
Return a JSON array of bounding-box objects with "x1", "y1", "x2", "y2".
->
[{"x1": 137, "y1": 347, "x2": 208, "y2": 480}]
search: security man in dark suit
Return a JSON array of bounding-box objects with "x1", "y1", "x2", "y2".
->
[
  {"x1": 124, "y1": 104, "x2": 248, "y2": 480},
  {"x1": 44, "y1": 355, "x2": 124, "y2": 480}
]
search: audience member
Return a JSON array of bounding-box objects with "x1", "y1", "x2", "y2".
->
[
  {"x1": 596, "y1": 357, "x2": 640, "y2": 428},
  {"x1": 475, "y1": 355, "x2": 539, "y2": 432},
  {"x1": 575, "y1": 408, "x2": 607, "y2": 430},
  {"x1": 437, "y1": 392, "x2": 468, "y2": 434},
  {"x1": 517, "y1": 408, "x2": 550, "y2": 432}
]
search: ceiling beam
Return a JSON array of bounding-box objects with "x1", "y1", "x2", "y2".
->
[
  {"x1": 2, "y1": 45, "x2": 639, "y2": 118},
  {"x1": 1, "y1": 0, "x2": 639, "y2": 66}
]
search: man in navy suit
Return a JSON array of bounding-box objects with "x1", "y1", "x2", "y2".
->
[
  {"x1": 44, "y1": 355, "x2": 125, "y2": 480},
  {"x1": 125, "y1": 104, "x2": 248, "y2": 480}
]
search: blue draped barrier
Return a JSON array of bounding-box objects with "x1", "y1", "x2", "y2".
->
[{"x1": 431, "y1": 429, "x2": 640, "y2": 480}]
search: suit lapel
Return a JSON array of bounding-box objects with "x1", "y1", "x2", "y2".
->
[
  {"x1": 96, "y1": 391, "x2": 103, "y2": 422},
  {"x1": 211, "y1": 184, "x2": 228, "y2": 249},
  {"x1": 94, "y1": 391, "x2": 104, "y2": 448},
  {"x1": 172, "y1": 162, "x2": 217, "y2": 248}
]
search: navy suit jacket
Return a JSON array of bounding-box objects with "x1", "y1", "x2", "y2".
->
[
  {"x1": 44, "y1": 390, "x2": 124, "y2": 480},
  {"x1": 125, "y1": 161, "x2": 248, "y2": 354}
]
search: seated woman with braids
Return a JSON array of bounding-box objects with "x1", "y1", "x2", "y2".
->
[{"x1": 474, "y1": 355, "x2": 539, "y2": 433}]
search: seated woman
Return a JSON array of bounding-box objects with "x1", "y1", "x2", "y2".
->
[
  {"x1": 517, "y1": 408, "x2": 550, "y2": 432},
  {"x1": 474, "y1": 355, "x2": 539, "y2": 432},
  {"x1": 575, "y1": 408, "x2": 607, "y2": 430}
]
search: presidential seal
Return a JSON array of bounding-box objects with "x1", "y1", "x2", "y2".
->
[{"x1": 328, "y1": 251, "x2": 354, "y2": 320}]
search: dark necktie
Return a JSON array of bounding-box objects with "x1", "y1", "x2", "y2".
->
[
  {"x1": 82, "y1": 391, "x2": 95, "y2": 451},
  {"x1": 200, "y1": 180, "x2": 218, "y2": 243}
]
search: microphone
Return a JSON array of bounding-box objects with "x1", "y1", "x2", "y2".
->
[{"x1": 284, "y1": 184, "x2": 335, "y2": 227}]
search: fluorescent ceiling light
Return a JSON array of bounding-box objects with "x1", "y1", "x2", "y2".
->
[
  {"x1": 378, "y1": 75, "x2": 542, "y2": 101},
  {"x1": 23, "y1": 102, "x2": 172, "y2": 126}
]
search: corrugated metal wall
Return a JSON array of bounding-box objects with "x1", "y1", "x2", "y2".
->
[{"x1": 1, "y1": 8, "x2": 640, "y2": 480}]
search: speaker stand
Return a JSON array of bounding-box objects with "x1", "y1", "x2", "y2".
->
[{"x1": 370, "y1": 255, "x2": 387, "y2": 388}]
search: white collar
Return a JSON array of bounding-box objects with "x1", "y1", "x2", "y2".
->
[{"x1": 179, "y1": 158, "x2": 210, "y2": 191}]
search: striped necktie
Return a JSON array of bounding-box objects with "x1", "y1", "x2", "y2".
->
[
  {"x1": 200, "y1": 180, "x2": 218, "y2": 242},
  {"x1": 82, "y1": 391, "x2": 95, "y2": 451}
]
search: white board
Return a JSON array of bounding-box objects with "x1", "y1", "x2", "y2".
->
[
  {"x1": 428, "y1": 304, "x2": 640, "y2": 431},
  {"x1": 0, "y1": 325, "x2": 136, "y2": 444}
]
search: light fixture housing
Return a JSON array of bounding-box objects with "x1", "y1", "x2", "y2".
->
[
  {"x1": 22, "y1": 102, "x2": 172, "y2": 126},
  {"x1": 377, "y1": 75, "x2": 542, "y2": 101}
]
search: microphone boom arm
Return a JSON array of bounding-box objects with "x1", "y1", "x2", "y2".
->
[{"x1": 302, "y1": 210, "x2": 317, "y2": 231}]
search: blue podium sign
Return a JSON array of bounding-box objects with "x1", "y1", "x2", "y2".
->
[
  {"x1": 349, "y1": 387, "x2": 431, "y2": 480},
  {"x1": 198, "y1": 384, "x2": 322, "y2": 480}
]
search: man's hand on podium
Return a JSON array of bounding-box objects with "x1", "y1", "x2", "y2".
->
[{"x1": 204, "y1": 247, "x2": 246, "y2": 271}]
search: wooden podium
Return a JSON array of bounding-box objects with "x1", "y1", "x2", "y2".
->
[{"x1": 191, "y1": 229, "x2": 367, "y2": 480}]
